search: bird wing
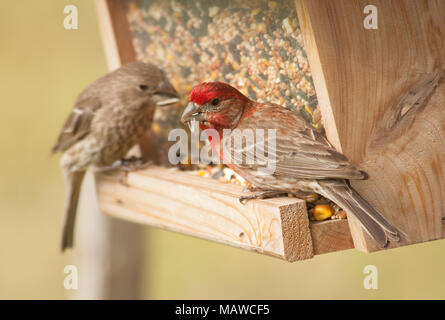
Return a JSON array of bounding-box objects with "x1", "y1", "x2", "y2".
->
[
  {"x1": 227, "y1": 108, "x2": 365, "y2": 180},
  {"x1": 52, "y1": 96, "x2": 101, "y2": 153}
]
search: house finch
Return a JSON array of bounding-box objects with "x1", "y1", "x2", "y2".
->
[
  {"x1": 181, "y1": 82, "x2": 400, "y2": 247},
  {"x1": 53, "y1": 61, "x2": 179, "y2": 251}
]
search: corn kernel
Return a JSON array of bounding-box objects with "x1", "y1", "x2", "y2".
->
[
  {"x1": 129, "y1": 2, "x2": 138, "y2": 13},
  {"x1": 197, "y1": 170, "x2": 206, "y2": 177},
  {"x1": 184, "y1": 84, "x2": 193, "y2": 92},
  {"x1": 151, "y1": 123, "x2": 161, "y2": 133},
  {"x1": 313, "y1": 204, "x2": 333, "y2": 221},
  {"x1": 256, "y1": 23, "x2": 265, "y2": 33},
  {"x1": 268, "y1": 1, "x2": 278, "y2": 9}
]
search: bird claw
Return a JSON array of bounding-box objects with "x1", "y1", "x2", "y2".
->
[
  {"x1": 118, "y1": 156, "x2": 152, "y2": 172},
  {"x1": 96, "y1": 156, "x2": 152, "y2": 186},
  {"x1": 239, "y1": 190, "x2": 289, "y2": 205},
  {"x1": 117, "y1": 172, "x2": 130, "y2": 187}
]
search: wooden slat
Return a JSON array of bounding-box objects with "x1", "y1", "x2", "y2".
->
[
  {"x1": 94, "y1": 0, "x2": 135, "y2": 70},
  {"x1": 311, "y1": 220, "x2": 354, "y2": 255},
  {"x1": 296, "y1": 0, "x2": 445, "y2": 251},
  {"x1": 81, "y1": 0, "x2": 142, "y2": 299},
  {"x1": 96, "y1": 166, "x2": 318, "y2": 262}
]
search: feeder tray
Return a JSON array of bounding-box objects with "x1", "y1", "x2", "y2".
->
[{"x1": 94, "y1": 0, "x2": 445, "y2": 261}]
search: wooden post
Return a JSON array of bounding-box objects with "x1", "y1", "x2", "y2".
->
[
  {"x1": 296, "y1": 0, "x2": 445, "y2": 251},
  {"x1": 72, "y1": 0, "x2": 144, "y2": 299}
]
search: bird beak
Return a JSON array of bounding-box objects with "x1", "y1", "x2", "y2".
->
[
  {"x1": 181, "y1": 102, "x2": 201, "y2": 123},
  {"x1": 153, "y1": 80, "x2": 180, "y2": 107}
]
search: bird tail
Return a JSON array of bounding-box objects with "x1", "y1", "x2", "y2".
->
[
  {"x1": 317, "y1": 180, "x2": 402, "y2": 248},
  {"x1": 61, "y1": 169, "x2": 85, "y2": 251}
]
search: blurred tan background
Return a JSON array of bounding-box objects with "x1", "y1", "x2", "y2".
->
[{"x1": 1, "y1": 0, "x2": 444, "y2": 299}]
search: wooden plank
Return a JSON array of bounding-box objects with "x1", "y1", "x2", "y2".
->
[
  {"x1": 74, "y1": 0, "x2": 142, "y2": 299},
  {"x1": 296, "y1": 0, "x2": 445, "y2": 251},
  {"x1": 310, "y1": 220, "x2": 354, "y2": 255},
  {"x1": 94, "y1": 0, "x2": 135, "y2": 70},
  {"x1": 96, "y1": 166, "x2": 316, "y2": 262}
]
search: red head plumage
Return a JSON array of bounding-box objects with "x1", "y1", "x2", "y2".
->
[{"x1": 189, "y1": 82, "x2": 248, "y2": 105}]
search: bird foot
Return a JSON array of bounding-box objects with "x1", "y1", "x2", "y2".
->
[
  {"x1": 96, "y1": 156, "x2": 152, "y2": 186},
  {"x1": 290, "y1": 191, "x2": 318, "y2": 201},
  {"x1": 239, "y1": 190, "x2": 288, "y2": 204}
]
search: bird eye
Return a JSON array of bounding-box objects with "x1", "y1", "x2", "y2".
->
[
  {"x1": 211, "y1": 98, "x2": 220, "y2": 106},
  {"x1": 139, "y1": 84, "x2": 148, "y2": 91}
]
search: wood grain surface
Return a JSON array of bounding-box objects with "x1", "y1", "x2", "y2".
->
[
  {"x1": 89, "y1": 0, "x2": 143, "y2": 298},
  {"x1": 96, "y1": 167, "x2": 357, "y2": 261},
  {"x1": 296, "y1": 0, "x2": 445, "y2": 251},
  {"x1": 96, "y1": 166, "x2": 317, "y2": 261},
  {"x1": 311, "y1": 220, "x2": 354, "y2": 255}
]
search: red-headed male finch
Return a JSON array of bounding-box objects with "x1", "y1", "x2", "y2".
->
[
  {"x1": 53, "y1": 62, "x2": 179, "y2": 251},
  {"x1": 181, "y1": 82, "x2": 401, "y2": 248}
]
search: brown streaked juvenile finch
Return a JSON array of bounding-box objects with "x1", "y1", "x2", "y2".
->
[
  {"x1": 53, "y1": 61, "x2": 179, "y2": 251},
  {"x1": 181, "y1": 82, "x2": 401, "y2": 248}
]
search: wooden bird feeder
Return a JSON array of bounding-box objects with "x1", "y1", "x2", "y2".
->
[{"x1": 94, "y1": 0, "x2": 445, "y2": 262}]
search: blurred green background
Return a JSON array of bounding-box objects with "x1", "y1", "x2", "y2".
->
[{"x1": 1, "y1": 0, "x2": 444, "y2": 299}]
